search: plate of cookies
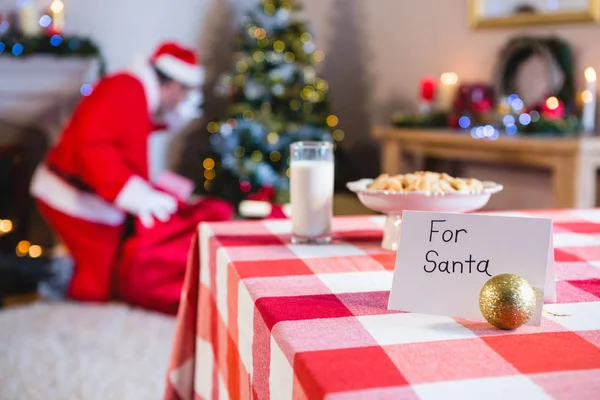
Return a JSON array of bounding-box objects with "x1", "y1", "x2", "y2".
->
[{"x1": 346, "y1": 171, "x2": 503, "y2": 250}]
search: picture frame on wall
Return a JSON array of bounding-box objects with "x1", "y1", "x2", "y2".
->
[{"x1": 469, "y1": 0, "x2": 600, "y2": 28}]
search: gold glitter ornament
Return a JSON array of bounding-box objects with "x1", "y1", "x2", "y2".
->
[{"x1": 479, "y1": 274, "x2": 537, "y2": 330}]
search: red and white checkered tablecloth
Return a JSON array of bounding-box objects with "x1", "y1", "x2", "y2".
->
[{"x1": 164, "y1": 210, "x2": 600, "y2": 400}]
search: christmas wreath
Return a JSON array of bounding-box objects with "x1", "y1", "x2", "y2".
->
[{"x1": 494, "y1": 35, "x2": 575, "y2": 113}]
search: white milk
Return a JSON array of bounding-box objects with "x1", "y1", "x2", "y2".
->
[{"x1": 290, "y1": 160, "x2": 334, "y2": 237}]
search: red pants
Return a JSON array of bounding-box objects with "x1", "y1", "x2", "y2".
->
[
  {"x1": 38, "y1": 197, "x2": 233, "y2": 313},
  {"x1": 37, "y1": 199, "x2": 125, "y2": 302}
]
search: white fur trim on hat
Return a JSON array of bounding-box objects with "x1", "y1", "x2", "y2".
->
[{"x1": 155, "y1": 54, "x2": 205, "y2": 87}]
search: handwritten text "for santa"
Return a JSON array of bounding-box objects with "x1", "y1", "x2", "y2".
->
[{"x1": 424, "y1": 219, "x2": 491, "y2": 277}]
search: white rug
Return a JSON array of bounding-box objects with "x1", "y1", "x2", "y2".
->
[{"x1": 0, "y1": 302, "x2": 177, "y2": 400}]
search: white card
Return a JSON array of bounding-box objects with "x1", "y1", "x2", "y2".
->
[{"x1": 388, "y1": 211, "x2": 555, "y2": 326}]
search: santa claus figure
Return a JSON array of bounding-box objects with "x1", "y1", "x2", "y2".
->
[{"x1": 30, "y1": 41, "x2": 233, "y2": 314}]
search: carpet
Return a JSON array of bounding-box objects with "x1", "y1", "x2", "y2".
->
[{"x1": 0, "y1": 301, "x2": 177, "y2": 400}]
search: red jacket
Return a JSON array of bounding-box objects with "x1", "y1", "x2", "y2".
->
[{"x1": 31, "y1": 59, "x2": 167, "y2": 225}]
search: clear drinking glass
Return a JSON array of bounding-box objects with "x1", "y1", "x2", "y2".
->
[{"x1": 289, "y1": 141, "x2": 335, "y2": 244}]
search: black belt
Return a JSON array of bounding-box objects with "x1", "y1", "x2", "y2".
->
[{"x1": 46, "y1": 162, "x2": 95, "y2": 194}]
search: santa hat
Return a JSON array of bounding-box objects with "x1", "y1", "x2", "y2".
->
[{"x1": 150, "y1": 41, "x2": 205, "y2": 88}]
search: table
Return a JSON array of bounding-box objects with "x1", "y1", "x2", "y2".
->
[
  {"x1": 165, "y1": 211, "x2": 600, "y2": 400},
  {"x1": 372, "y1": 127, "x2": 600, "y2": 209}
]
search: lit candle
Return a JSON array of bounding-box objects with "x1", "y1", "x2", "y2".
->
[
  {"x1": 19, "y1": 0, "x2": 41, "y2": 36},
  {"x1": 419, "y1": 77, "x2": 436, "y2": 114},
  {"x1": 582, "y1": 67, "x2": 597, "y2": 133},
  {"x1": 541, "y1": 96, "x2": 565, "y2": 120},
  {"x1": 437, "y1": 72, "x2": 459, "y2": 112},
  {"x1": 50, "y1": 0, "x2": 65, "y2": 34}
]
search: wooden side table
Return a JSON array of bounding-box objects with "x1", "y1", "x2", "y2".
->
[{"x1": 372, "y1": 127, "x2": 600, "y2": 209}]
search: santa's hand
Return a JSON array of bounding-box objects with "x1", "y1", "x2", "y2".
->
[{"x1": 116, "y1": 176, "x2": 178, "y2": 228}]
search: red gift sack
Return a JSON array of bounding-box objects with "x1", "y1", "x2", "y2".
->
[{"x1": 116, "y1": 197, "x2": 233, "y2": 315}]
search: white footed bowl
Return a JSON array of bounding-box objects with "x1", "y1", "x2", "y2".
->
[{"x1": 347, "y1": 178, "x2": 504, "y2": 250}]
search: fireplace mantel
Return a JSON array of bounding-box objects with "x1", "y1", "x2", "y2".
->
[{"x1": 0, "y1": 56, "x2": 101, "y2": 143}]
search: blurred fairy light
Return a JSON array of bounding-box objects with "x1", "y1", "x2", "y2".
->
[
  {"x1": 253, "y1": 51, "x2": 265, "y2": 62},
  {"x1": 243, "y1": 110, "x2": 254, "y2": 120},
  {"x1": 313, "y1": 51, "x2": 325, "y2": 63},
  {"x1": 234, "y1": 146, "x2": 245, "y2": 158},
  {"x1": 333, "y1": 129, "x2": 345, "y2": 141},
  {"x1": 264, "y1": 3, "x2": 276, "y2": 14},
  {"x1": 506, "y1": 124, "x2": 517, "y2": 135},
  {"x1": 458, "y1": 116, "x2": 471, "y2": 129},
  {"x1": 270, "y1": 151, "x2": 281, "y2": 162},
  {"x1": 300, "y1": 33, "x2": 312, "y2": 43},
  {"x1": 251, "y1": 150, "x2": 263, "y2": 162},
  {"x1": 12, "y1": 43, "x2": 24, "y2": 56},
  {"x1": 0, "y1": 219, "x2": 12, "y2": 233},
  {"x1": 204, "y1": 170, "x2": 216, "y2": 180},
  {"x1": 16, "y1": 240, "x2": 30, "y2": 257},
  {"x1": 29, "y1": 245, "x2": 42, "y2": 258},
  {"x1": 207, "y1": 122, "x2": 219, "y2": 133},
  {"x1": 546, "y1": 96, "x2": 559, "y2": 110},
  {"x1": 483, "y1": 125, "x2": 494, "y2": 137},
  {"x1": 510, "y1": 97, "x2": 524, "y2": 112},
  {"x1": 0, "y1": 21, "x2": 9, "y2": 33},
  {"x1": 286, "y1": 168, "x2": 291, "y2": 177},
  {"x1": 283, "y1": 52, "x2": 295, "y2": 63},
  {"x1": 267, "y1": 132, "x2": 280, "y2": 144},
  {"x1": 518, "y1": 113, "x2": 531, "y2": 125},
  {"x1": 220, "y1": 123, "x2": 233, "y2": 136},
  {"x1": 301, "y1": 86, "x2": 312, "y2": 100},
  {"x1": 254, "y1": 28, "x2": 267, "y2": 40},
  {"x1": 240, "y1": 180, "x2": 251, "y2": 193},
  {"x1": 203, "y1": 158, "x2": 215, "y2": 170},
  {"x1": 502, "y1": 115, "x2": 515, "y2": 126},
  {"x1": 326, "y1": 115, "x2": 339, "y2": 127},
  {"x1": 303, "y1": 42, "x2": 316, "y2": 54},
  {"x1": 236, "y1": 60, "x2": 248, "y2": 73},
  {"x1": 50, "y1": 35, "x2": 63, "y2": 47},
  {"x1": 470, "y1": 125, "x2": 499, "y2": 140},
  {"x1": 265, "y1": 51, "x2": 277, "y2": 62},
  {"x1": 222, "y1": 76, "x2": 233, "y2": 87},
  {"x1": 315, "y1": 79, "x2": 329, "y2": 92},
  {"x1": 39, "y1": 15, "x2": 52, "y2": 28},
  {"x1": 273, "y1": 40, "x2": 285, "y2": 52},
  {"x1": 80, "y1": 84, "x2": 93, "y2": 96},
  {"x1": 290, "y1": 99, "x2": 301, "y2": 111},
  {"x1": 304, "y1": 67, "x2": 317, "y2": 82}
]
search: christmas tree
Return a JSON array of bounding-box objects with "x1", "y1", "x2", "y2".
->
[{"x1": 200, "y1": 0, "x2": 345, "y2": 206}]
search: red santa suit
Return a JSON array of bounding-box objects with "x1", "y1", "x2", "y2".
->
[{"x1": 30, "y1": 42, "x2": 233, "y2": 309}]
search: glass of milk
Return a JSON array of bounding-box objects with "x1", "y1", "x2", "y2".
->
[{"x1": 289, "y1": 141, "x2": 334, "y2": 244}]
